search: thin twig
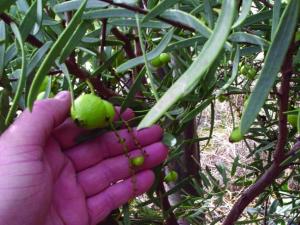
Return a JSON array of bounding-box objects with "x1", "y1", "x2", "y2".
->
[
  {"x1": 222, "y1": 42, "x2": 297, "y2": 225},
  {"x1": 99, "y1": 0, "x2": 195, "y2": 32}
]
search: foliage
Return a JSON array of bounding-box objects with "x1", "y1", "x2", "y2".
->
[{"x1": 1, "y1": 0, "x2": 300, "y2": 224}]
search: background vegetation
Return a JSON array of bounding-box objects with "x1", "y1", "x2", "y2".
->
[{"x1": 0, "y1": 0, "x2": 300, "y2": 224}]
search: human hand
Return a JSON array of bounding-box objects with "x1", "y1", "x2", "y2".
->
[{"x1": 0, "y1": 91, "x2": 168, "y2": 225}]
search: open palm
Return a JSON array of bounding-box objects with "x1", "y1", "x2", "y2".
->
[{"x1": 0, "y1": 91, "x2": 168, "y2": 225}]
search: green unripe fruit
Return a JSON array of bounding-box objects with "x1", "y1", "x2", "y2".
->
[
  {"x1": 102, "y1": 100, "x2": 115, "y2": 126},
  {"x1": 288, "y1": 114, "x2": 298, "y2": 128},
  {"x1": 71, "y1": 94, "x2": 107, "y2": 129},
  {"x1": 39, "y1": 76, "x2": 50, "y2": 92},
  {"x1": 159, "y1": 53, "x2": 171, "y2": 64},
  {"x1": 131, "y1": 155, "x2": 145, "y2": 167},
  {"x1": 151, "y1": 56, "x2": 163, "y2": 68},
  {"x1": 240, "y1": 65, "x2": 248, "y2": 75},
  {"x1": 164, "y1": 170, "x2": 178, "y2": 183},
  {"x1": 229, "y1": 128, "x2": 243, "y2": 143},
  {"x1": 247, "y1": 68, "x2": 257, "y2": 80},
  {"x1": 37, "y1": 91, "x2": 54, "y2": 100},
  {"x1": 295, "y1": 31, "x2": 300, "y2": 41}
]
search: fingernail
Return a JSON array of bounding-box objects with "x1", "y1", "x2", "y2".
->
[{"x1": 55, "y1": 91, "x2": 69, "y2": 100}]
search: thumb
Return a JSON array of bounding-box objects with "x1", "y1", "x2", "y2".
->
[{"x1": 1, "y1": 91, "x2": 71, "y2": 148}]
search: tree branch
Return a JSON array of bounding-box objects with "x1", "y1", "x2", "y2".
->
[
  {"x1": 222, "y1": 42, "x2": 297, "y2": 225},
  {"x1": 99, "y1": 0, "x2": 195, "y2": 32},
  {"x1": 0, "y1": 13, "x2": 117, "y2": 98},
  {"x1": 111, "y1": 27, "x2": 135, "y2": 59}
]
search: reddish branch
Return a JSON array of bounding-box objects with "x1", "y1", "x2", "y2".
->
[
  {"x1": 111, "y1": 27, "x2": 135, "y2": 59},
  {"x1": 223, "y1": 43, "x2": 297, "y2": 225},
  {"x1": 99, "y1": 18, "x2": 108, "y2": 64},
  {"x1": 0, "y1": 13, "x2": 117, "y2": 98},
  {"x1": 99, "y1": 0, "x2": 195, "y2": 32},
  {"x1": 157, "y1": 175, "x2": 179, "y2": 225}
]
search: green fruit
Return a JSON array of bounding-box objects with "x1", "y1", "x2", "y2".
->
[
  {"x1": 229, "y1": 128, "x2": 243, "y2": 143},
  {"x1": 131, "y1": 156, "x2": 145, "y2": 167},
  {"x1": 288, "y1": 114, "x2": 298, "y2": 128},
  {"x1": 159, "y1": 53, "x2": 171, "y2": 64},
  {"x1": 296, "y1": 31, "x2": 300, "y2": 42},
  {"x1": 71, "y1": 94, "x2": 107, "y2": 129},
  {"x1": 102, "y1": 100, "x2": 115, "y2": 126},
  {"x1": 247, "y1": 68, "x2": 256, "y2": 80},
  {"x1": 151, "y1": 56, "x2": 163, "y2": 67},
  {"x1": 37, "y1": 91, "x2": 54, "y2": 100},
  {"x1": 39, "y1": 76, "x2": 50, "y2": 92},
  {"x1": 240, "y1": 65, "x2": 248, "y2": 75},
  {"x1": 164, "y1": 170, "x2": 178, "y2": 183}
]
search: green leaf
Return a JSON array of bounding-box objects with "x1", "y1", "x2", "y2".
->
[
  {"x1": 142, "y1": 0, "x2": 180, "y2": 23},
  {"x1": 162, "y1": 9, "x2": 232, "y2": 50},
  {"x1": 26, "y1": 41, "x2": 53, "y2": 76},
  {"x1": 53, "y1": 0, "x2": 108, "y2": 13},
  {"x1": 0, "y1": 21, "x2": 6, "y2": 77},
  {"x1": 162, "y1": 9, "x2": 212, "y2": 39},
  {"x1": 232, "y1": 0, "x2": 252, "y2": 29},
  {"x1": 59, "y1": 21, "x2": 89, "y2": 63},
  {"x1": 27, "y1": 0, "x2": 88, "y2": 110},
  {"x1": 116, "y1": 29, "x2": 174, "y2": 73},
  {"x1": 229, "y1": 32, "x2": 270, "y2": 49},
  {"x1": 203, "y1": 0, "x2": 214, "y2": 28},
  {"x1": 0, "y1": 0, "x2": 17, "y2": 13},
  {"x1": 180, "y1": 98, "x2": 213, "y2": 125},
  {"x1": 83, "y1": 8, "x2": 135, "y2": 20},
  {"x1": 121, "y1": 67, "x2": 146, "y2": 112},
  {"x1": 240, "y1": 0, "x2": 300, "y2": 135},
  {"x1": 19, "y1": 0, "x2": 38, "y2": 40},
  {"x1": 241, "y1": 10, "x2": 272, "y2": 27},
  {"x1": 32, "y1": 0, "x2": 43, "y2": 35},
  {"x1": 271, "y1": 0, "x2": 282, "y2": 41},
  {"x1": 138, "y1": 0, "x2": 236, "y2": 129},
  {"x1": 5, "y1": 23, "x2": 26, "y2": 125}
]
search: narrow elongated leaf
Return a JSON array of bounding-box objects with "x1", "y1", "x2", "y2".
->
[
  {"x1": 203, "y1": 0, "x2": 214, "y2": 28},
  {"x1": 229, "y1": 32, "x2": 270, "y2": 49},
  {"x1": 232, "y1": 0, "x2": 252, "y2": 28},
  {"x1": 138, "y1": 0, "x2": 236, "y2": 129},
  {"x1": 241, "y1": 10, "x2": 272, "y2": 27},
  {"x1": 32, "y1": 0, "x2": 43, "y2": 35},
  {"x1": 110, "y1": 19, "x2": 170, "y2": 29},
  {"x1": 0, "y1": 0, "x2": 17, "y2": 13},
  {"x1": 27, "y1": 0, "x2": 88, "y2": 110},
  {"x1": 4, "y1": 44, "x2": 17, "y2": 67},
  {"x1": 142, "y1": 0, "x2": 180, "y2": 23},
  {"x1": 0, "y1": 22, "x2": 6, "y2": 77},
  {"x1": 121, "y1": 67, "x2": 146, "y2": 112},
  {"x1": 162, "y1": 9, "x2": 232, "y2": 50},
  {"x1": 59, "y1": 21, "x2": 89, "y2": 63},
  {"x1": 83, "y1": 8, "x2": 135, "y2": 20},
  {"x1": 5, "y1": 23, "x2": 26, "y2": 125},
  {"x1": 216, "y1": 46, "x2": 240, "y2": 96},
  {"x1": 240, "y1": 0, "x2": 300, "y2": 135},
  {"x1": 271, "y1": 0, "x2": 282, "y2": 41},
  {"x1": 162, "y1": 9, "x2": 212, "y2": 39},
  {"x1": 19, "y1": 0, "x2": 38, "y2": 40},
  {"x1": 53, "y1": 0, "x2": 107, "y2": 13},
  {"x1": 180, "y1": 98, "x2": 213, "y2": 125},
  {"x1": 116, "y1": 29, "x2": 174, "y2": 73},
  {"x1": 26, "y1": 41, "x2": 53, "y2": 76}
]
